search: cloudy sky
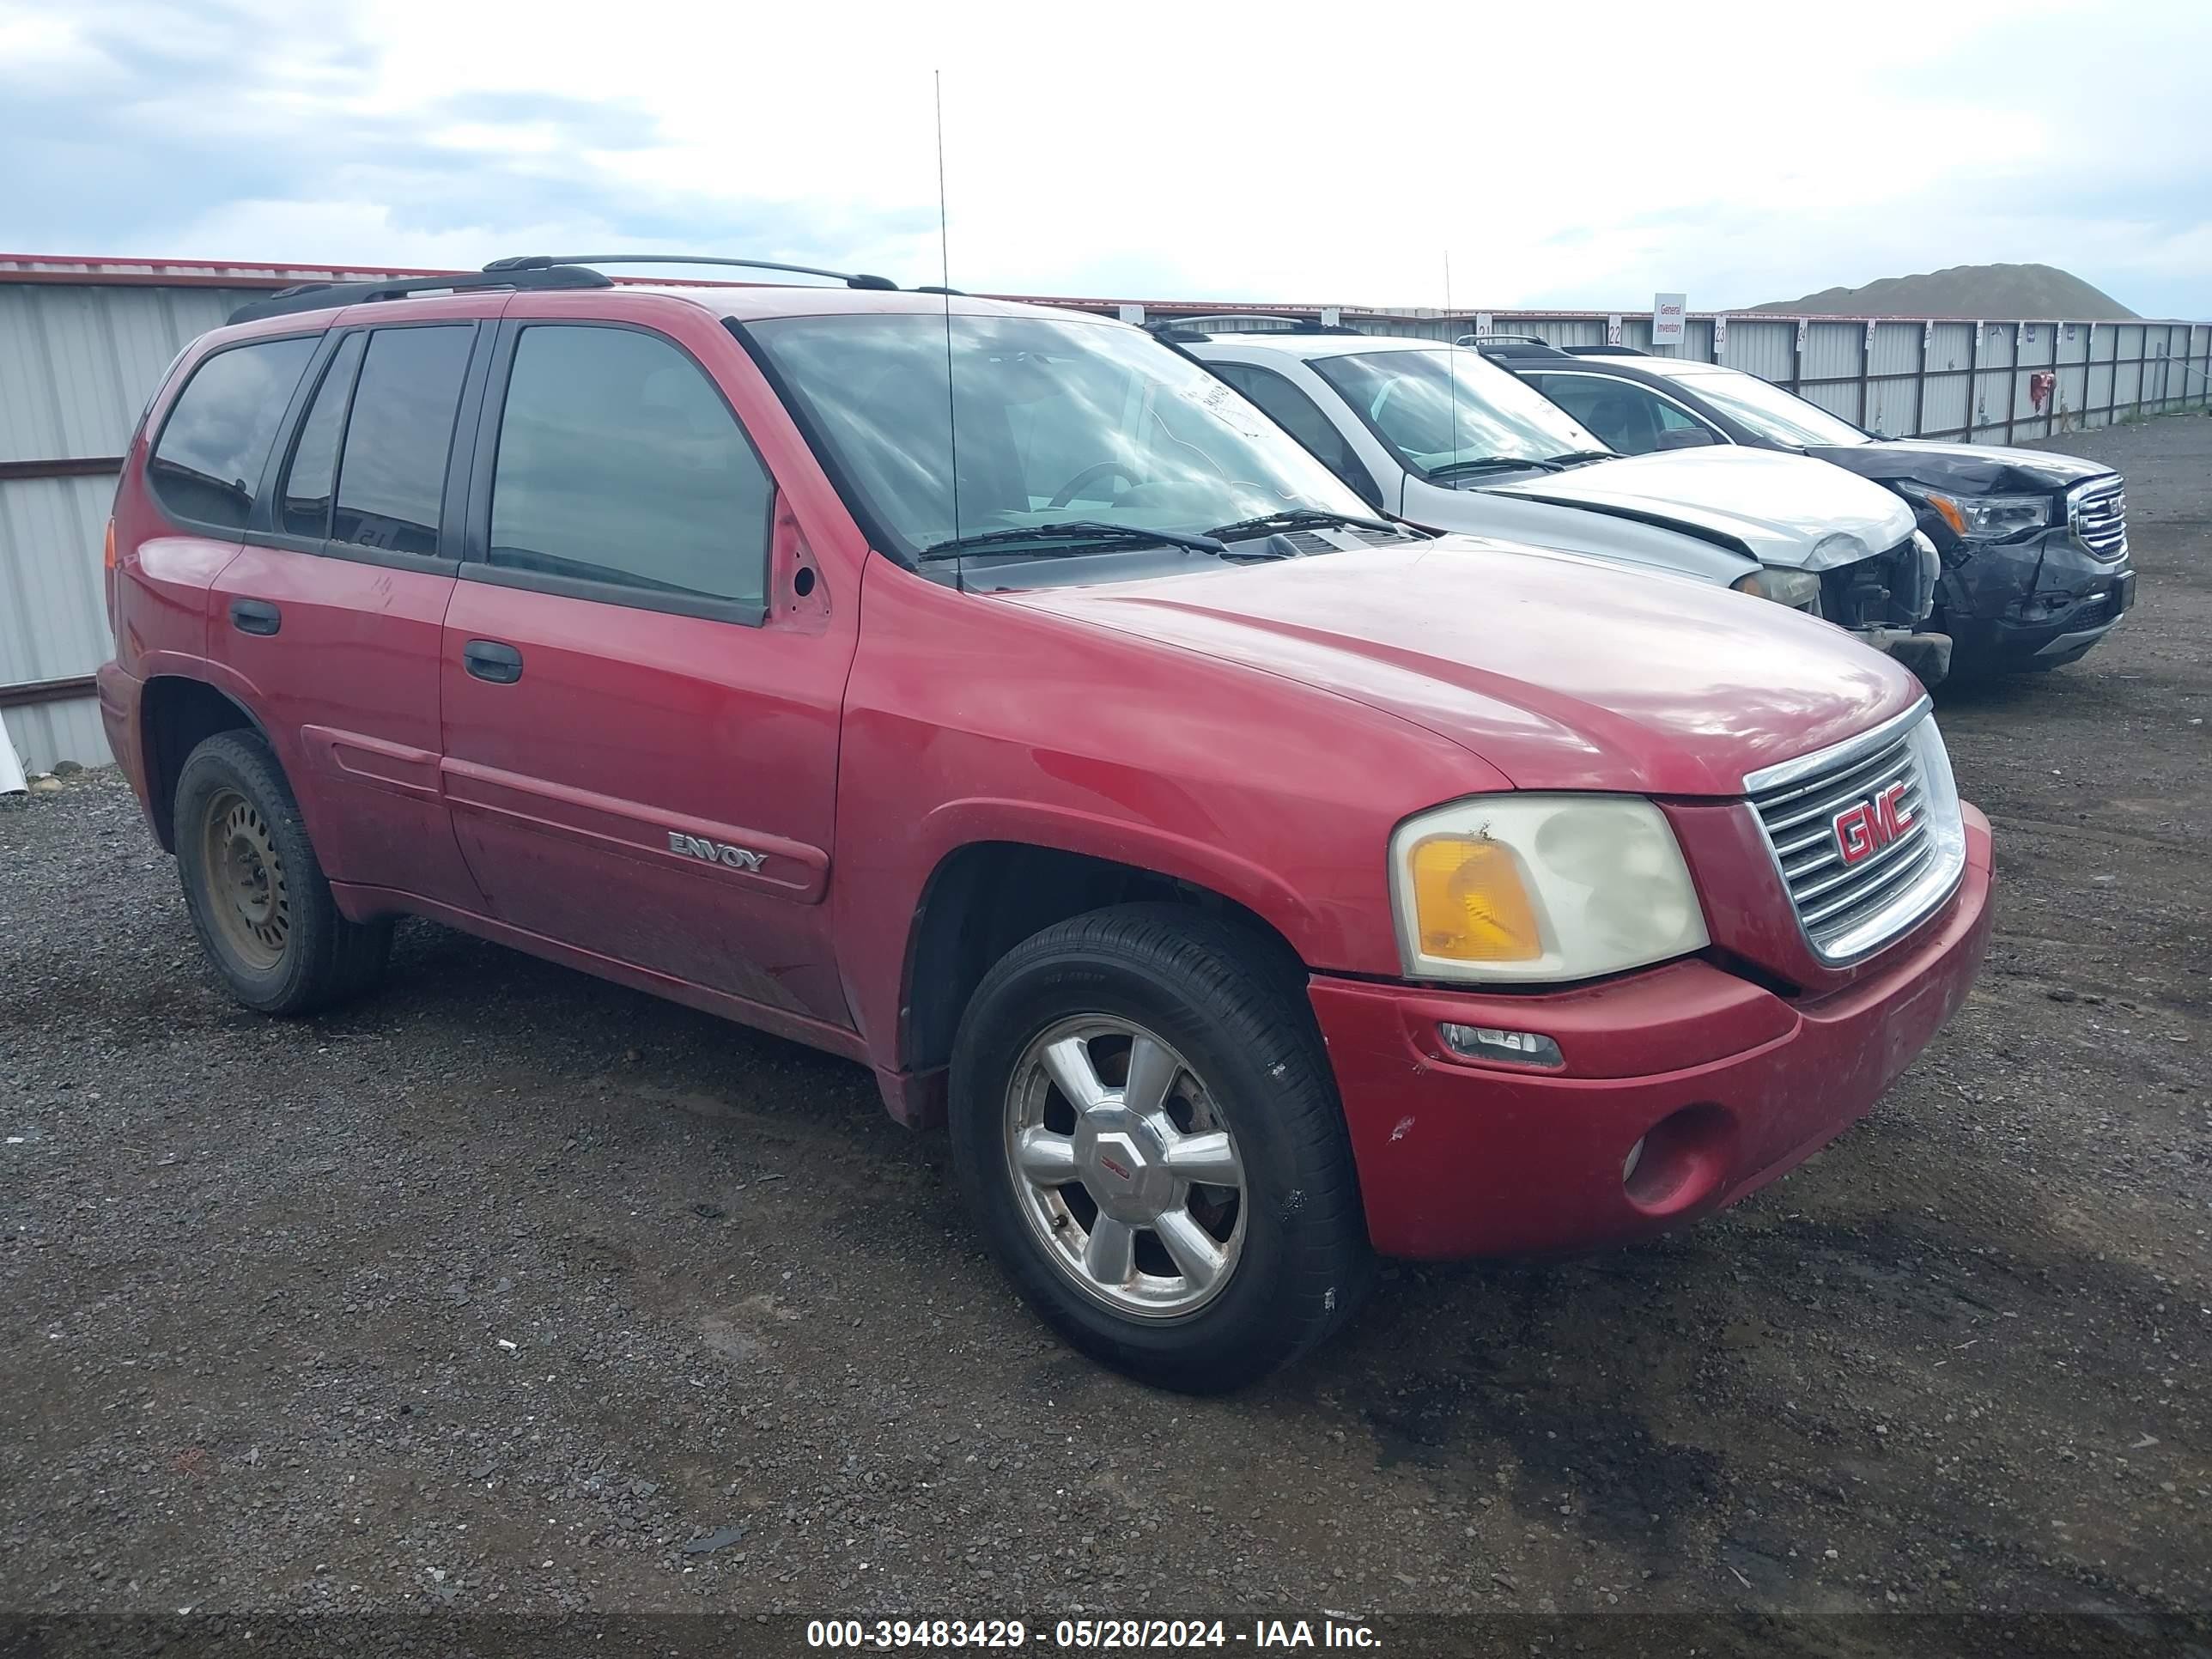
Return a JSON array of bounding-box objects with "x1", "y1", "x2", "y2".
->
[{"x1": 2, "y1": 0, "x2": 2206, "y2": 317}]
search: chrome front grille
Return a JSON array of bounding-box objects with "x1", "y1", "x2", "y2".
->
[
  {"x1": 2069, "y1": 478, "x2": 2127, "y2": 562},
  {"x1": 1745, "y1": 702, "x2": 1966, "y2": 964}
]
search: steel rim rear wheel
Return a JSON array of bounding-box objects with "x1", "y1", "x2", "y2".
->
[
  {"x1": 1002, "y1": 1015, "x2": 1247, "y2": 1320},
  {"x1": 199, "y1": 785, "x2": 290, "y2": 973}
]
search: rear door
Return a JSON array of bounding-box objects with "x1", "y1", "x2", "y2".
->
[
  {"x1": 210, "y1": 305, "x2": 491, "y2": 911},
  {"x1": 438, "y1": 302, "x2": 856, "y2": 1030}
]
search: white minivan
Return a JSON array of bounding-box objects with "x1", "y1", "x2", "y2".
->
[{"x1": 1176, "y1": 324, "x2": 1949, "y2": 682}]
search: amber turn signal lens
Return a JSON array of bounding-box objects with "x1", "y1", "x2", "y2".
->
[
  {"x1": 103, "y1": 518, "x2": 116, "y2": 570},
  {"x1": 1407, "y1": 836, "x2": 1542, "y2": 962},
  {"x1": 1922, "y1": 492, "x2": 1967, "y2": 538}
]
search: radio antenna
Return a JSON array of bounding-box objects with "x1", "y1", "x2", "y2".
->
[
  {"x1": 935, "y1": 70, "x2": 963, "y2": 592},
  {"x1": 1443, "y1": 251, "x2": 1462, "y2": 477}
]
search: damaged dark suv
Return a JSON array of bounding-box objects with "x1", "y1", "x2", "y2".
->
[{"x1": 1486, "y1": 346, "x2": 2135, "y2": 678}]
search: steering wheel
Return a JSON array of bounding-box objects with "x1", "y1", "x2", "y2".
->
[{"x1": 1048, "y1": 462, "x2": 1139, "y2": 510}]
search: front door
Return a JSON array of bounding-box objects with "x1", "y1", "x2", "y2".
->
[{"x1": 439, "y1": 313, "x2": 856, "y2": 1029}]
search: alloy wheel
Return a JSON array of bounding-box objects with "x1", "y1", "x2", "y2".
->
[{"x1": 1002, "y1": 1016, "x2": 1247, "y2": 1319}]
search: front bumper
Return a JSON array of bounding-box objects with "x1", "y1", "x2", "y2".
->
[
  {"x1": 1310, "y1": 805, "x2": 1993, "y2": 1260},
  {"x1": 1851, "y1": 625, "x2": 1952, "y2": 687},
  {"x1": 1821, "y1": 532, "x2": 1951, "y2": 684},
  {"x1": 1937, "y1": 527, "x2": 2135, "y2": 673}
]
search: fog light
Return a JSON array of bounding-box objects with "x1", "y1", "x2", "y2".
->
[
  {"x1": 1438, "y1": 1023, "x2": 1563, "y2": 1068},
  {"x1": 1622, "y1": 1136, "x2": 1646, "y2": 1184}
]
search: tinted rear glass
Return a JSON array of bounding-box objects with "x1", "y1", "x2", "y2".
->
[
  {"x1": 148, "y1": 337, "x2": 318, "y2": 531},
  {"x1": 331, "y1": 325, "x2": 474, "y2": 556},
  {"x1": 280, "y1": 331, "x2": 367, "y2": 538}
]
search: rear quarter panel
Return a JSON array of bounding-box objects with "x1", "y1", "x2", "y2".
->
[
  {"x1": 106, "y1": 362, "x2": 251, "y2": 814},
  {"x1": 108, "y1": 394, "x2": 239, "y2": 685}
]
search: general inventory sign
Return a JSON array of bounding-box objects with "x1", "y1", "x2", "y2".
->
[{"x1": 1652, "y1": 292, "x2": 1687, "y2": 347}]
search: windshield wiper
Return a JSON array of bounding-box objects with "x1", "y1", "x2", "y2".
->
[
  {"x1": 915, "y1": 520, "x2": 1227, "y2": 562},
  {"x1": 1203, "y1": 507, "x2": 1401, "y2": 542},
  {"x1": 1425, "y1": 456, "x2": 1563, "y2": 480},
  {"x1": 1542, "y1": 449, "x2": 1614, "y2": 467}
]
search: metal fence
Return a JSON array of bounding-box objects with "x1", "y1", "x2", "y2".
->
[
  {"x1": 1086, "y1": 305, "x2": 2212, "y2": 449},
  {"x1": 3, "y1": 255, "x2": 2208, "y2": 772}
]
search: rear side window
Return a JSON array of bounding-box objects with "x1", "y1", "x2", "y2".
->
[
  {"x1": 147, "y1": 337, "x2": 318, "y2": 531},
  {"x1": 331, "y1": 325, "x2": 475, "y2": 556},
  {"x1": 488, "y1": 325, "x2": 771, "y2": 607},
  {"x1": 280, "y1": 331, "x2": 367, "y2": 537}
]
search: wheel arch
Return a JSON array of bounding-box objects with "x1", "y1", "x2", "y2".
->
[
  {"x1": 138, "y1": 675, "x2": 272, "y2": 852},
  {"x1": 896, "y1": 836, "x2": 1313, "y2": 1097}
]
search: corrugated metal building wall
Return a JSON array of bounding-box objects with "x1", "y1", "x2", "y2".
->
[
  {"x1": 3, "y1": 256, "x2": 2208, "y2": 771},
  {"x1": 1, "y1": 259, "x2": 435, "y2": 773},
  {"x1": 0, "y1": 281, "x2": 259, "y2": 771}
]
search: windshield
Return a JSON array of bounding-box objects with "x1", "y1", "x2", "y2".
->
[
  {"x1": 746, "y1": 312, "x2": 1373, "y2": 561},
  {"x1": 1644, "y1": 363, "x2": 1870, "y2": 447},
  {"x1": 1308, "y1": 346, "x2": 1607, "y2": 477}
]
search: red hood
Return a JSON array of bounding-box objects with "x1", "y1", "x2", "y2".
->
[{"x1": 997, "y1": 537, "x2": 1923, "y2": 796}]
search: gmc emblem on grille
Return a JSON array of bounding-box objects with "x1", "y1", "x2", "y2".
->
[{"x1": 1832, "y1": 782, "x2": 1915, "y2": 867}]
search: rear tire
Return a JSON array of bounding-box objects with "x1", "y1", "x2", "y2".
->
[
  {"x1": 173, "y1": 731, "x2": 392, "y2": 1015},
  {"x1": 949, "y1": 903, "x2": 1372, "y2": 1392}
]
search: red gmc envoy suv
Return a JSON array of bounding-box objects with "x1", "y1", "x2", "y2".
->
[{"x1": 98, "y1": 258, "x2": 1994, "y2": 1390}]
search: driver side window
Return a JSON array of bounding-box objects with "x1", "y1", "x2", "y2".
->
[
  {"x1": 489, "y1": 323, "x2": 772, "y2": 606},
  {"x1": 1531, "y1": 375, "x2": 1711, "y2": 456}
]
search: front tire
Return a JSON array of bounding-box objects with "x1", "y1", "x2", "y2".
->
[
  {"x1": 174, "y1": 731, "x2": 392, "y2": 1015},
  {"x1": 949, "y1": 904, "x2": 1372, "y2": 1392}
]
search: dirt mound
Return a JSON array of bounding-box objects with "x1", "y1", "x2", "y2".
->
[{"x1": 1756, "y1": 262, "x2": 2138, "y2": 319}]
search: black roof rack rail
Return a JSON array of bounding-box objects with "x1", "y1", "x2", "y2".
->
[
  {"x1": 1468, "y1": 336, "x2": 1575, "y2": 358},
  {"x1": 485, "y1": 253, "x2": 898, "y2": 291},
  {"x1": 226, "y1": 265, "x2": 610, "y2": 326},
  {"x1": 1560, "y1": 343, "x2": 1649, "y2": 356}
]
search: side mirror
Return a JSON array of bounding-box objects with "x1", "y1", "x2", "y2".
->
[{"x1": 1654, "y1": 427, "x2": 1718, "y2": 451}]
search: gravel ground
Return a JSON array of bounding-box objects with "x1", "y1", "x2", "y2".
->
[{"x1": 3, "y1": 416, "x2": 2207, "y2": 1654}]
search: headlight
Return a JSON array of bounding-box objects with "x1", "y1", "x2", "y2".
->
[
  {"x1": 1388, "y1": 795, "x2": 1711, "y2": 984},
  {"x1": 1731, "y1": 567, "x2": 1824, "y2": 612},
  {"x1": 1899, "y1": 483, "x2": 2053, "y2": 542}
]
